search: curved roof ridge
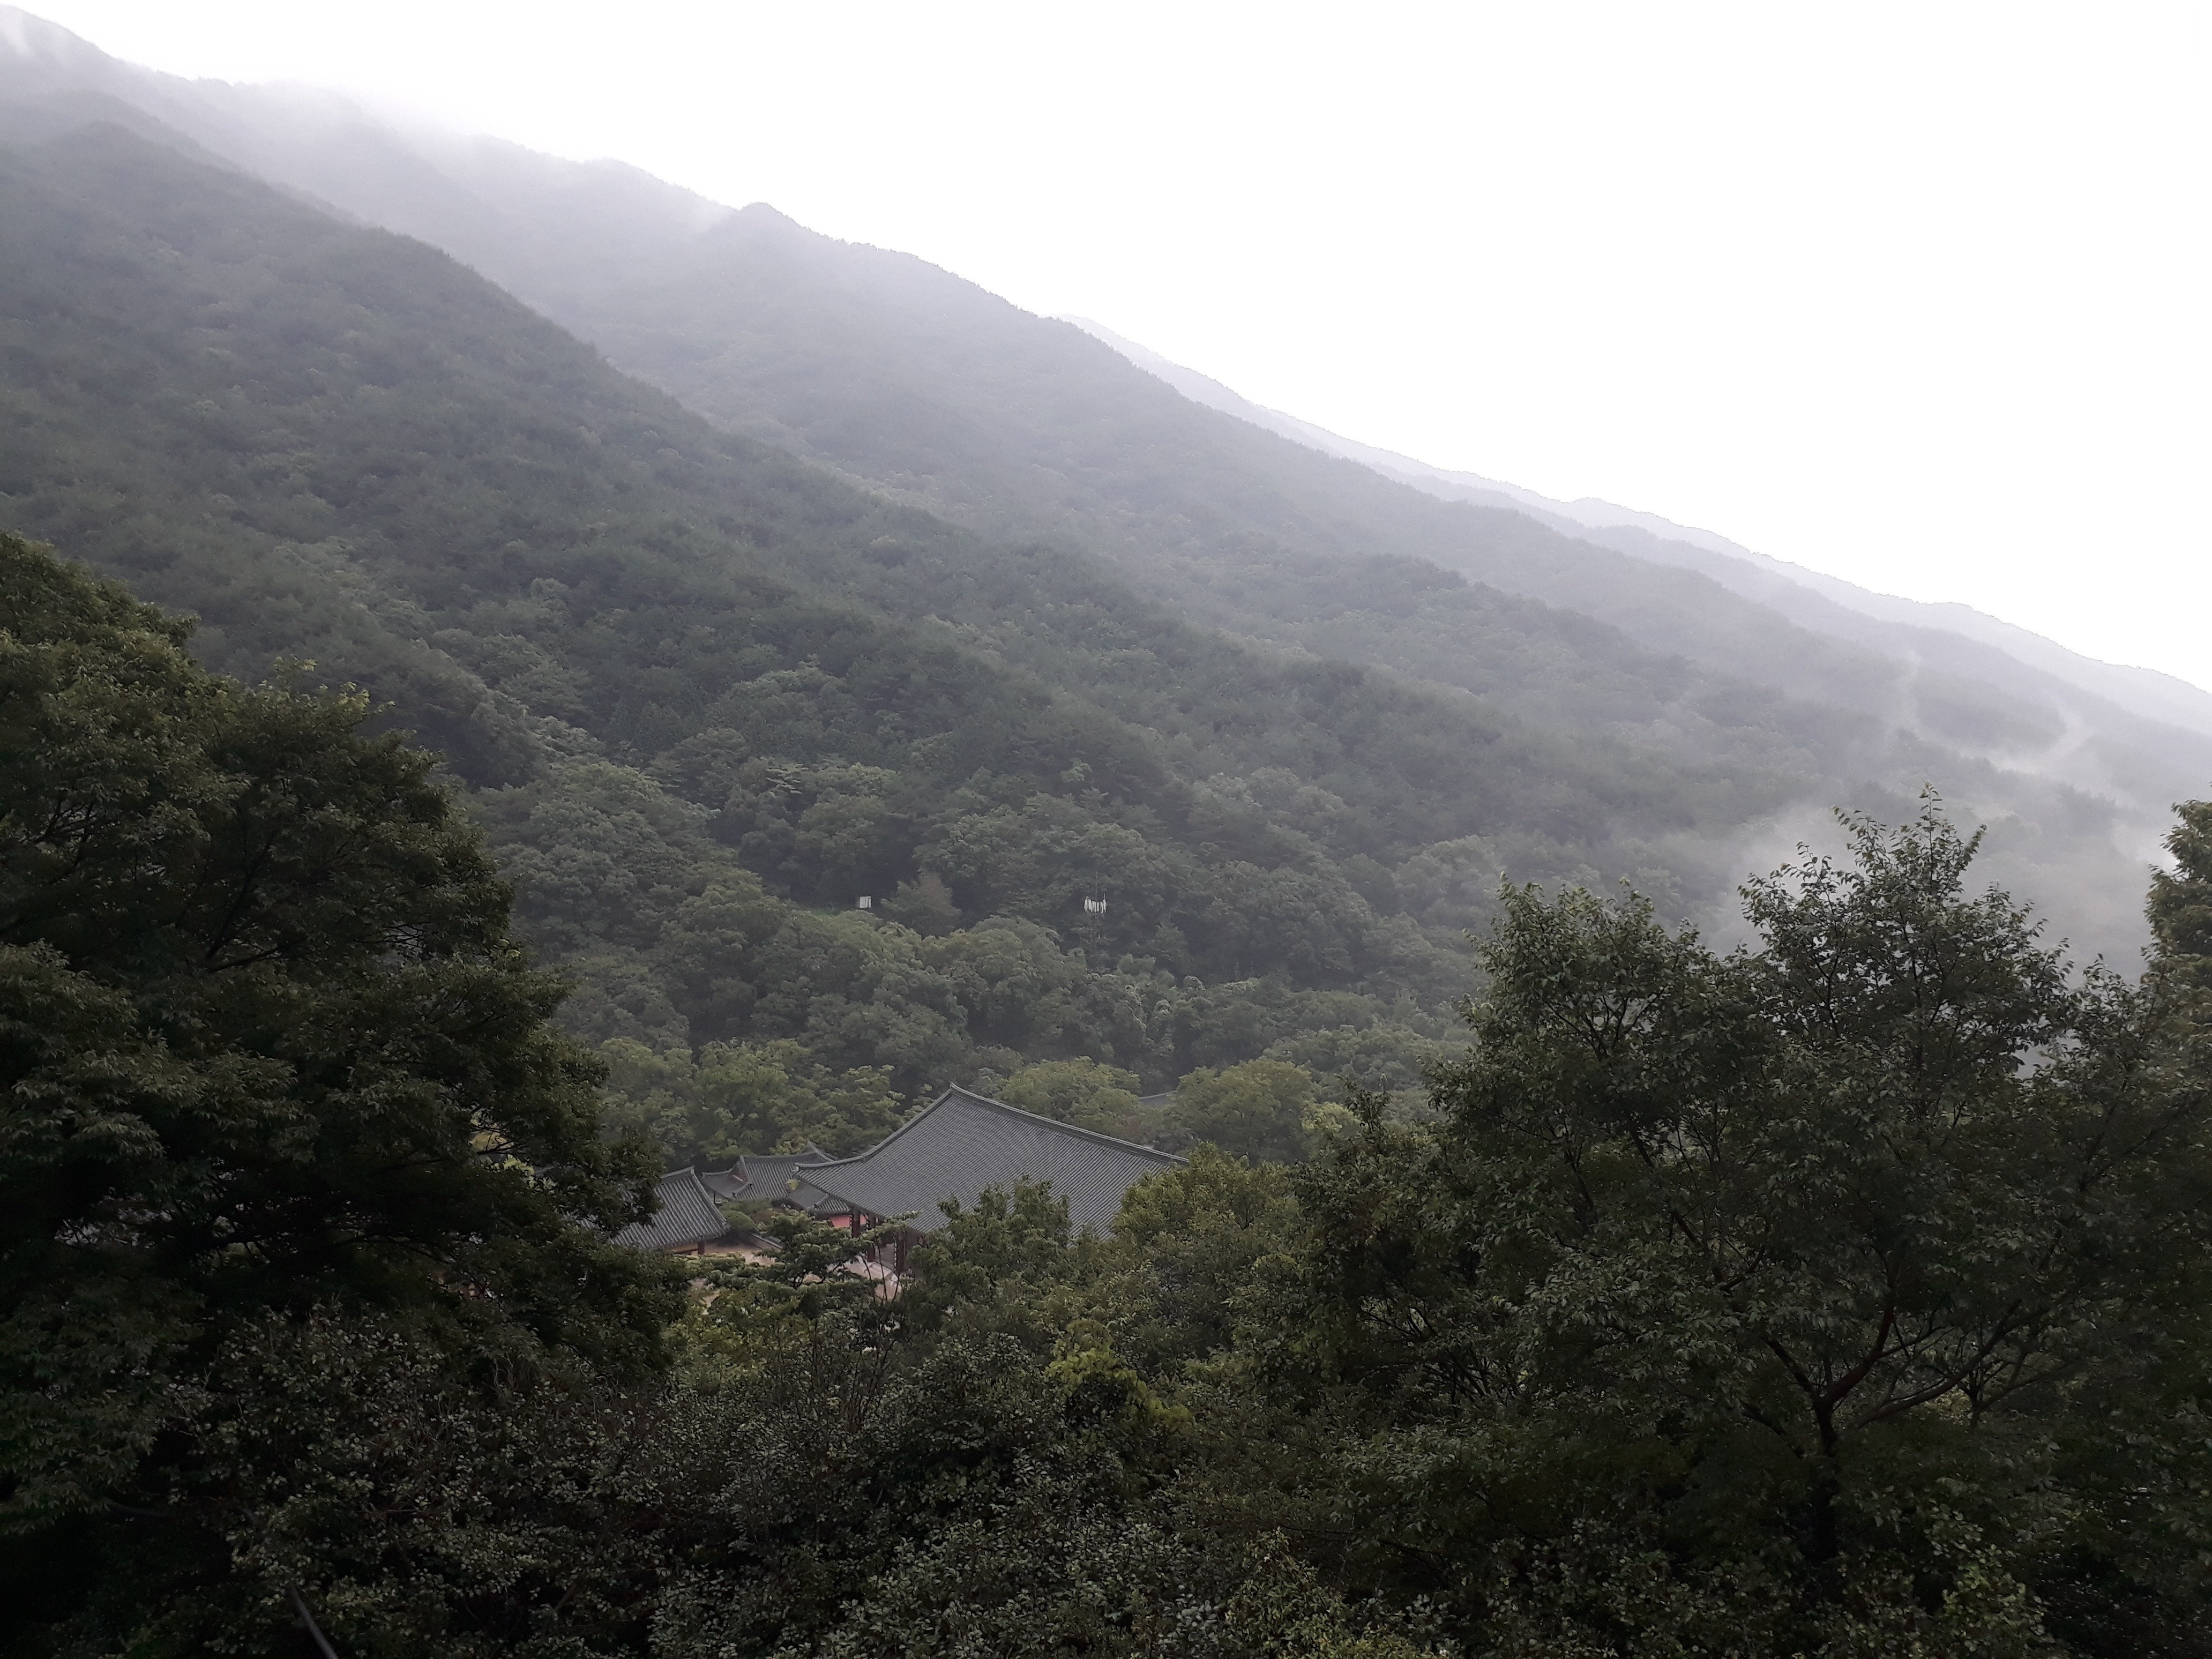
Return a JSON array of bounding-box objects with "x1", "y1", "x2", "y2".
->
[
  {"x1": 935, "y1": 1083, "x2": 1185, "y2": 1159},
  {"x1": 775, "y1": 1084, "x2": 1184, "y2": 1238},
  {"x1": 805, "y1": 1083, "x2": 1184, "y2": 1170},
  {"x1": 737, "y1": 1144, "x2": 832, "y2": 1171}
]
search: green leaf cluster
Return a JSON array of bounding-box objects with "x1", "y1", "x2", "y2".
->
[
  {"x1": 1227, "y1": 799, "x2": 2212, "y2": 1651},
  {"x1": 0, "y1": 532, "x2": 676, "y2": 1549}
]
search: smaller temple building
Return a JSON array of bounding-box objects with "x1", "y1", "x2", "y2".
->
[
  {"x1": 616, "y1": 1085, "x2": 1184, "y2": 1268},
  {"x1": 612, "y1": 1167, "x2": 731, "y2": 1255}
]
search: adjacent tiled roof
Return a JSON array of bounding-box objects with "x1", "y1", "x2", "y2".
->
[
  {"x1": 802, "y1": 1085, "x2": 1184, "y2": 1237},
  {"x1": 614, "y1": 1167, "x2": 730, "y2": 1251},
  {"x1": 701, "y1": 1149, "x2": 834, "y2": 1209}
]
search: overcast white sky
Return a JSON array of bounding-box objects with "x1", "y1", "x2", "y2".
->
[{"x1": 27, "y1": 2, "x2": 2212, "y2": 689}]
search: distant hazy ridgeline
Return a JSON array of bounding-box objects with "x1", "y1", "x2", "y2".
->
[{"x1": 0, "y1": 4, "x2": 2194, "y2": 978}]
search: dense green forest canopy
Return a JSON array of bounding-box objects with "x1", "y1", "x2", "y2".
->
[
  {"x1": 465, "y1": 200, "x2": 2185, "y2": 959},
  {"x1": 0, "y1": 121, "x2": 1881, "y2": 1133},
  {"x1": 6, "y1": 548, "x2": 2208, "y2": 1653}
]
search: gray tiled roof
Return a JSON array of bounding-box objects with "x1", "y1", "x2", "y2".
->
[
  {"x1": 802, "y1": 1085, "x2": 1184, "y2": 1237},
  {"x1": 614, "y1": 1167, "x2": 730, "y2": 1252},
  {"x1": 701, "y1": 1149, "x2": 834, "y2": 1209}
]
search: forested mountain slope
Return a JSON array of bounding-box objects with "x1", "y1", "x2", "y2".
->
[
  {"x1": 1, "y1": 119, "x2": 1853, "y2": 1124},
  {"x1": 0, "y1": 8, "x2": 2184, "y2": 963},
  {"x1": 4, "y1": 30, "x2": 1857, "y2": 781},
  {"x1": 2, "y1": 5, "x2": 2198, "y2": 769},
  {"x1": 533, "y1": 210, "x2": 2207, "y2": 832},
  {"x1": 15, "y1": 513, "x2": 2212, "y2": 1650}
]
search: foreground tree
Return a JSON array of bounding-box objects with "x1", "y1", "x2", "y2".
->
[
  {"x1": 1253, "y1": 800, "x2": 2212, "y2": 1654},
  {"x1": 0, "y1": 535, "x2": 678, "y2": 1640},
  {"x1": 13, "y1": 530, "x2": 2210, "y2": 1656}
]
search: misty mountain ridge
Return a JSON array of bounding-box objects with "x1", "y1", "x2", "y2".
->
[
  {"x1": 1063, "y1": 312, "x2": 2212, "y2": 746},
  {"x1": 0, "y1": 5, "x2": 2201, "y2": 964},
  {"x1": 6, "y1": 1, "x2": 2185, "y2": 739},
  {"x1": 1, "y1": 3, "x2": 2188, "y2": 741}
]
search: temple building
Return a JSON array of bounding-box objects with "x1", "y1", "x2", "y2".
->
[
  {"x1": 616, "y1": 1084, "x2": 1184, "y2": 1267},
  {"x1": 612, "y1": 1167, "x2": 731, "y2": 1254}
]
